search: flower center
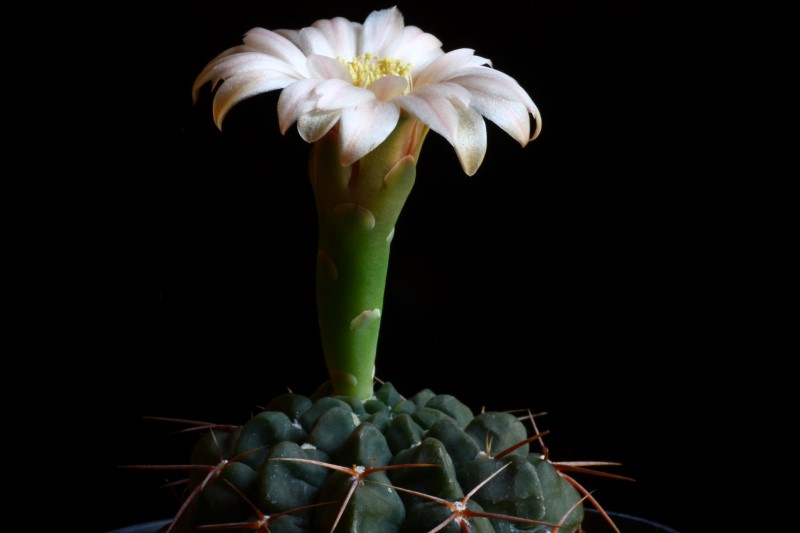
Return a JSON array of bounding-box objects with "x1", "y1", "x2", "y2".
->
[{"x1": 339, "y1": 53, "x2": 412, "y2": 90}]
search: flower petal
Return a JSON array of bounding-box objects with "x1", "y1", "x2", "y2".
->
[
  {"x1": 451, "y1": 67, "x2": 537, "y2": 112},
  {"x1": 469, "y1": 96, "x2": 530, "y2": 146},
  {"x1": 311, "y1": 16, "x2": 358, "y2": 59},
  {"x1": 413, "y1": 82, "x2": 472, "y2": 107},
  {"x1": 297, "y1": 109, "x2": 340, "y2": 143},
  {"x1": 339, "y1": 101, "x2": 400, "y2": 165},
  {"x1": 315, "y1": 79, "x2": 374, "y2": 110},
  {"x1": 277, "y1": 79, "x2": 321, "y2": 134},
  {"x1": 194, "y1": 6, "x2": 541, "y2": 161},
  {"x1": 211, "y1": 70, "x2": 296, "y2": 129},
  {"x1": 368, "y1": 75, "x2": 408, "y2": 101},
  {"x1": 209, "y1": 52, "x2": 304, "y2": 92},
  {"x1": 274, "y1": 28, "x2": 302, "y2": 49},
  {"x1": 453, "y1": 105, "x2": 487, "y2": 176},
  {"x1": 242, "y1": 28, "x2": 308, "y2": 74},
  {"x1": 414, "y1": 48, "x2": 491, "y2": 88},
  {"x1": 396, "y1": 25, "x2": 444, "y2": 67},
  {"x1": 360, "y1": 6, "x2": 404, "y2": 57},
  {"x1": 306, "y1": 54, "x2": 351, "y2": 81},
  {"x1": 299, "y1": 26, "x2": 335, "y2": 57},
  {"x1": 193, "y1": 45, "x2": 254, "y2": 102},
  {"x1": 450, "y1": 68, "x2": 542, "y2": 140},
  {"x1": 394, "y1": 90, "x2": 461, "y2": 145}
]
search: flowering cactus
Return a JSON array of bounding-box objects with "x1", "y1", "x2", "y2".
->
[{"x1": 132, "y1": 6, "x2": 627, "y2": 533}]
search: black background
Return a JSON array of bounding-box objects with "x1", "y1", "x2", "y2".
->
[{"x1": 45, "y1": 1, "x2": 791, "y2": 532}]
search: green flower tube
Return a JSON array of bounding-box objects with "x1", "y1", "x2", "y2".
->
[{"x1": 311, "y1": 116, "x2": 429, "y2": 399}]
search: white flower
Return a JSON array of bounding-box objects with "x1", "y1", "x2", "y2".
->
[{"x1": 193, "y1": 6, "x2": 541, "y2": 176}]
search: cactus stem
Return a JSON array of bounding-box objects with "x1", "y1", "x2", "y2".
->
[
  {"x1": 269, "y1": 457, "x2": 440, "y2": 533},
  {"x1": 132, "y1": 385, "x2": 625, "y2": 533},
  {"x1": 196, "y1": 478, "x2": 336, "y2": 531},
  {"x1": 371, "y1": 462, "x2": 563, "y2": 532}
]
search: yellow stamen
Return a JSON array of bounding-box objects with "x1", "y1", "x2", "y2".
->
[{"x1": 338, "y1": 53, "x2": 412, "y2": 90}]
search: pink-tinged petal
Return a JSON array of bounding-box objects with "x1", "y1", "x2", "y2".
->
[
  {"x1": 297, "y1": 109, "x2": 340, "y2": 143},
  {"x1": 469, "y1": 96, "x2": 530, "y2": 146},
  {"x1": 454, "y1": 106, "x2": 488, "y2": 176},
  {"x1": 450, "y1": 67, "x2": 537, "y2": 111},
  {"x1": 209, "y1": 53, "x2": 304, "y2": 92},
  {"x1": 396, "y1": 26, "x2": 444, "y2": 66},
  {"x1": 315, "y1": 79, "x2": 374, "y2": 110},
  {"x1": 412, "y1": 82, "x2": 472, "y2": 107},
  {"x1": 193, "y1": 45, "x2": 254, "y2": 102},
  {"x1": 299, "y1": 26, "x2": 335, "y2": 57},
  {"x1": 360, "y1": 6, "x2": 404, "y2": 56},
  {"x1": 414, "y1": 49, "x2": 490, "y2": 88},
  {"x1": 394, "y1": 91, "x2": 461, "y2": 145},
  {"x1": 311, "y1": 17, "x2": 358, "y2": 59},
  {"x1": 274, "y1": 28, "x2": 302, "y2": 49},
  {"x1": 450, "y1": 68, "x2": 541, "y2": 140},
  {"x1": 368, "y1": 76, "x2": 408, "y2": 101},
  {"x1": 211, "y1": 70, "x2": 296, "y2": 129},
  {"x1": 242, "y1": 28, "x2": 308, "y2": 74},
  {"x1": 277, "y1": 79, "x2": 322, "y2": 134},
  {"x1": 339, "y1": 101, "x2": 400, "y2": 165},
  {"x1": 306, "y1": 54, "x2": 352, "y2": 81}
]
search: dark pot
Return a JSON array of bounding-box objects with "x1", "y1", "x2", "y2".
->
[{"x1": 106, "y1": 510, "x2": 681, "y2": 532}]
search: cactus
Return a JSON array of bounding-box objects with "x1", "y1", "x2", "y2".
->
[
  {"x1": 135, "y1": 378, "x2": 630, "y2": 532},
  {"x1": 129, "y1": 7, "x2": 630, "y2": 533},
  {"x1": 165, "y1": 381, "x2": 594, "y2": 533}
]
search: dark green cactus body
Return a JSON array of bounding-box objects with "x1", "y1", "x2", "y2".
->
[{"x1": 176, "y1": 382, "x2": 583, "y2": 533}]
